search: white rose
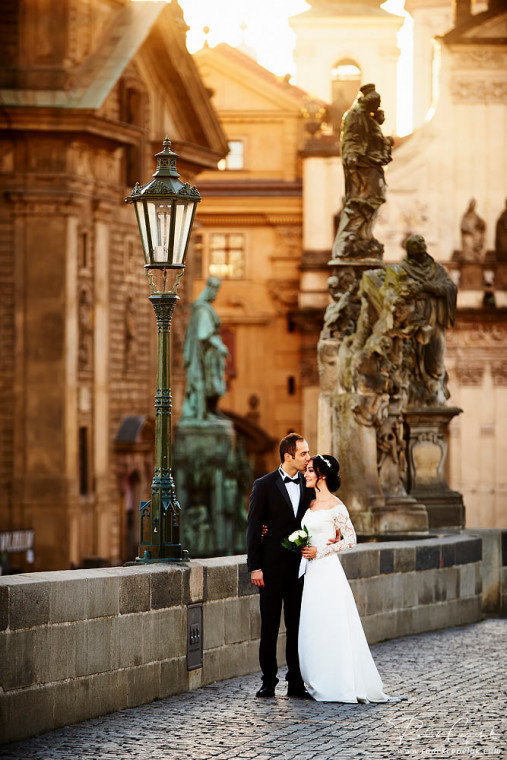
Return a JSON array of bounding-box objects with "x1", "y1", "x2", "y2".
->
[
  {"x1": 288, "y1": 531, "x2": 300, "y2": 542},
  {"x1": 297, "y1": 530, "x2": 307, "y2": 538}
]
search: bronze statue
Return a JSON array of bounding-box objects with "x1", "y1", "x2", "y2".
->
[
  {"x1": 332, "y1": 83, "x2": 393, "y2": 260},
  {"x1": 181, "y1": 277, "x2": 229, "y2": 421}
]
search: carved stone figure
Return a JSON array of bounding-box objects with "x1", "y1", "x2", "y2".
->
[
  {"x1": 332, "y1": 83, "x2": 392, "y2": 260},
  {"x1": 495, "y1": 198, "x2": 507, "y2": 262},
  {"x1": 321, "y1": 270, "x2": 358, "y2": 340},
  {"x1": 460, "y1": 198, "x2": 486, "y2": 261},
  {"x1": 343, "y1": 234, "x2": 457, "y2": 408},
  {"x1": 181, "y1": 277, "x2": 229, "y2": 421}
]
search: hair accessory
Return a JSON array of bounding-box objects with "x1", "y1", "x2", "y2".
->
[{"x1": 321, "y1": 456, "x2": 331, "y2": 468}]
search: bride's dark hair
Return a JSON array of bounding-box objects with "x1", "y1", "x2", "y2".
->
[{"x1": 312, "y1": 455, "x2": 341, "y2": 492}]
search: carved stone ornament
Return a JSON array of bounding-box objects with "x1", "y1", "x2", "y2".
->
[
  {"x1": 491, "y1": 360, "x2": 507, "y2": 386},
  {"x1": 274, "y1": 226, "x2": 302, "y2": 256},
  {"x1": 350, "y1": 393, "x2": 389, "y2": 428},
  {"x1": 78, "y1": 285, "x2": 93, "y2": 371},
  {"x1": 467, "y1": 325, "x2": 506, "y2": 345},
  {"x1": 321, "y1": 267, "x2": 361, "y2": 341},
  {"x1": 455, "y1": 50, "x2": 507, "y2": 71},
  {"x1": 267, "y1": 279, "x2": 299, "y2": 311},
  {"x1": 450, "y1": 78, "x2": 507, "y2": 104},
  {"x1": 318, "y1": 339, "x2": 340, "y2": 394},
  {"x1": 454, "y1": 362, "x2": 484, "y2": 386}
]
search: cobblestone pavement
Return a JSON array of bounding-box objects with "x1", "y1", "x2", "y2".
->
[{"x1": 1, "y1": 619, "x2": 505, "y2": 760}]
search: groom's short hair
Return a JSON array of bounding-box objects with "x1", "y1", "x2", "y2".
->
[{"x1": 280, "y1": 433, "x2": 304, "y2": 463}]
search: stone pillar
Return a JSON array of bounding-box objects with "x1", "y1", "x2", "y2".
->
[{"x1": 404, "y1": 406, "x2": 466, "y2": 529}]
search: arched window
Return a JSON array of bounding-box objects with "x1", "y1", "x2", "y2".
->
[
  {"x1": 330, "y1": 59, "x2": 362, "y2": 133},
  {"x1": 121, "y1": 82, "x2": 145, "y2": 186}
]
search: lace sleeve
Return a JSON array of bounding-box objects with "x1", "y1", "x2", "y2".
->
[{"x1": 315, "y1": 505, "x2": 357, "y2": 559}]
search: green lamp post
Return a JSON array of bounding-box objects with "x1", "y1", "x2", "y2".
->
[{"x1": 125, "y1": 137, "x2": 201, "y2": 562}]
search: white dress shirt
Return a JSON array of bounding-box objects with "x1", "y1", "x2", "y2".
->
[
  {"x1": 251, "y1": 468, "x2": 301, "y2": 574},
  {"x1": 279, "y1": 467, "x2": 300, "y2": 517}
]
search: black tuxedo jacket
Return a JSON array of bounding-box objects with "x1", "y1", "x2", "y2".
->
[{"x1": 247, "y1": 469, "x2": 314, "y2": 580}]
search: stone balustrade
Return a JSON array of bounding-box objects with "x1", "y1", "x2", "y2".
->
[{"x1": 0, "y1": 532, "x2": 490, "y2": 744}]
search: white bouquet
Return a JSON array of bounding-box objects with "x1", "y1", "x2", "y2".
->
[{"x1": 281, "y1": 526, "x2": 311, "y2": 552}]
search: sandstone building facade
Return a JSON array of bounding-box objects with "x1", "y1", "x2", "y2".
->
[{"x1": 0, "y1": 0, "x2": 227, "y2": 570}]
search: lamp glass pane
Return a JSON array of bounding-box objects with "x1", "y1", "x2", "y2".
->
[
  {"x1": 173, "y1": 200, "x2": 195, "y2": 266},
  {"x1": 151, "y1": 201, "x2": 172, "y2": 264},
  {"x1": 134, "y1": 202, "x2": 150, "y2": 265}
]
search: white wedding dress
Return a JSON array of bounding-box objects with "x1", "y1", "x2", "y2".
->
[{"x1": 298, "y1": 504, "x2": 396, "y2": 703}]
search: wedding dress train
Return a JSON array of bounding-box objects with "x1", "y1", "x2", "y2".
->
[{"x1": 298, "y1": 504, "x2": 400, "y2": 703}]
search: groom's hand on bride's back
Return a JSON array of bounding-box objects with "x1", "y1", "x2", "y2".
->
[{"x1": 251, "y1": 570, "x2": 265, "y2": 588}]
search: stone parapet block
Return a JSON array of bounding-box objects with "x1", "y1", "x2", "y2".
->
[
  {"x1": 149, "y1": 565, "x2": 186, "y2": 610},
  {"x1": 0, "y1": 629, "x2": 35, "y2": 690},
  {"x1": 0, "y1": 532, "x2": 492, "y2": 745},
  {"x1": 118, "y1": 567, "x2": 151, "y2": 614},
  {"x1": 196, "y1": 556, "x2": 239, "y2": 600},
  {"x1": 6, "y1": 576, "x2": 50, "y2": 630}
]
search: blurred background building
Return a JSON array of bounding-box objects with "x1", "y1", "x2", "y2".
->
[{"x1": 0, "y1": 0, "x2": 227, "y2": 571}]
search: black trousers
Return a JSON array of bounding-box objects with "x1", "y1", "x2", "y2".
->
[{"x1": 258, "y1": 573, "x2": 304, "y2": 688}]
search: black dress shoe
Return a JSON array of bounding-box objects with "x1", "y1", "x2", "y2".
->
[
  {"x1": 287, "y1": 685, "x2": 312, "y2": 699},
  {"x1": 256, "y1": 685, "x2": 276, "y2": 698}
]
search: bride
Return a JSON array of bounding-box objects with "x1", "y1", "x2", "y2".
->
[{"x1": 298, "y1": 454, "x2": 404, "y2": 703}]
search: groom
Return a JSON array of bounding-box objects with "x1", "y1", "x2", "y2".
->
[{"x1": 247, "y1": 433, "x2": 313, "y2": 698}]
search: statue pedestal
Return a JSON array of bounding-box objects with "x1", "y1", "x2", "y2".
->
[
  {"x1": 174, "y1": 418, "x2": 240, "y2": 557},
  {"x1": 404, "y1": 407, "x2": 465, "y2": 529},
  {"x1": 374, "y1": 402, "x2": 428, "y2": 535},
  {"x1": 333, "y1": 393, "x2": 383, "y2": 535},
  {"x1": 333, "y1": 393, "x2": 429, "y2": 536}
]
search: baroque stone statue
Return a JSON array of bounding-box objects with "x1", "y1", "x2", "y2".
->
[
  {"x1": 332, "y1": 83, "x2": 393, "y2": 260},
  {"x1": 460, "y1": 198, "x2": 486, "y2": 261},
  {"x1": 349, "y1": 234, "x2": 457, "y2": 407},
  {"x1": 181, "y1": 276, "x2": 229, "y2": 421},
  {"x1": 495, "y1": 198, "x2": 507, "y2": 262}
]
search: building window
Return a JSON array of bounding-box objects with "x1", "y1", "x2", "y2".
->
[
  {"x1": 192, "y1": 233, "x2": 204, "y2": 278},
  {"x1": 79, "y1": 426, "x2": 90, "y2": 496},
  {"x1": 218, "y1": 140, "x2": 244, "y2": 171},
  {"x1": 330, "y1": 59, "x2": 362, "y2": 132},
  {"x1": 78, "y1": 230, "x2": 90, "y2": 270},
  {"x1": 209, "y1": 233, "x2": 245, "y2": 279}
]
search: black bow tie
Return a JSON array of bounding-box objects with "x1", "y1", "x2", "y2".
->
[{"x1": 282, "y1": 475, "x2": 299, "y2": 484}]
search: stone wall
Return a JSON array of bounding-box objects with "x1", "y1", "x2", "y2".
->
[
  {"x1": 471, "y1": 528, "x2": 507, "y2": 615},
  {"x1": 0, "y1": 534, "x2": 483, "y2": 744}
]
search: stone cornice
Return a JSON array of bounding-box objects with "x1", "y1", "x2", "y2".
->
[
  {"x1": 198, "y1": 215, "x2": 302, "y2": 227},
  {"x1": 0, "y1": 108, "x2": 145, "y2": 147},
  {"x1": 197, "y1": 180, "x2": 302, "y2": 197}
]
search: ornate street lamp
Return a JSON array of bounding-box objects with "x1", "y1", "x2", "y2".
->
[{"x1": 125, "y1": 137, "x2": 201, "y2": 562}]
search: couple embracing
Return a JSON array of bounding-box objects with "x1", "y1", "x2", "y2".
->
[{"x1": 247, "y1": 433, "x2": 402, "y2": 703}]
